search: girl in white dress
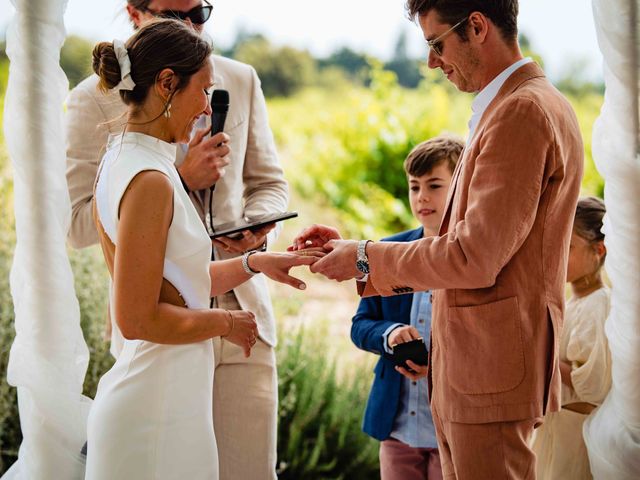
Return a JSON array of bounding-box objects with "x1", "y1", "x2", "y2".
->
[
  {"x1": 533, "y1": 197, "x2": 611, "y2": 479},
  {"x1": 86, "y1": 20, "x2": 320, "y2": 480}
]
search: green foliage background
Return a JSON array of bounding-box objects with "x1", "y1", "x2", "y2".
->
[{"x1": 0, "y1": 34, "x2": 605, "y2": 477}]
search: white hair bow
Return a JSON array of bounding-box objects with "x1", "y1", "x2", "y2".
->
[{"x1": 113, "y1": 39, "x2": 136, "y2": 91}]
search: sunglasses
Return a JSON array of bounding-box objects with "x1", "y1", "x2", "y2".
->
[
  {"x1": 427, "y1": 17, "x2": 468, "y2": 57},
  {"x1": 145, "y1": 0, "x2": 213, "y2": 25}
]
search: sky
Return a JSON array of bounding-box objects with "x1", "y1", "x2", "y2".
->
[{"x1": 0, "y1": 1, "x2": 602, "y2": 82}]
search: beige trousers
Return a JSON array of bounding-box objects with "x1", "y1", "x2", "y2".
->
[{"x1": 212, "y1": 294, "x2": 278, "y2": 480}]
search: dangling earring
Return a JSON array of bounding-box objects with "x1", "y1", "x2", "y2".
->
[{"x1": 164, "y1": 102, "x2": 172, "y2": 119}]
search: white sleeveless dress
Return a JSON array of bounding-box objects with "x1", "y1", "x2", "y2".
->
[{"x1": 85, "y1": 132, "x2": 218, "y2": 480}]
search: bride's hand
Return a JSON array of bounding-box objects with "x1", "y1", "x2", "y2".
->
[
  {"x1": 223, "y1": 310, "x2": 258, "y2": 357},
  {"x1": 249, "y1": 251, "x2": 325, "y2": 290}
]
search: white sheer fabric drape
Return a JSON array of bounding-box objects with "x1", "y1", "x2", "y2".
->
[
  {"x1": 2, "y1": 0, "x2": 91, "y2": 478},
  {"x1": 584, "y1": 1, "x2": 640, "y2": 479}
]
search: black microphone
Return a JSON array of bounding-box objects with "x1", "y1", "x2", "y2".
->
[
  {"x1": 208, "y1": 90, "x2": 229, "y2": 259},
  {"x1": 210, "y1": 89, "x2": 229, "y2": 139}
]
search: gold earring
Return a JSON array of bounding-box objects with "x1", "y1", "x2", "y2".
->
[{"x1": 164, "y1": 102, "x2": 172, "y2": 119}]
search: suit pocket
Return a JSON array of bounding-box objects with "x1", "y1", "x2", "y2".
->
[{"x1": 445, "y1": 296, "x2": 525, "y2": 394}]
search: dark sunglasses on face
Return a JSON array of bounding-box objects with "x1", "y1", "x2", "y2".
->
[{"x1": 146, "y1": 0, "x2": 213, "y2": 25}]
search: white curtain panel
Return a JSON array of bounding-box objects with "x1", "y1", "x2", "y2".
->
[
  {"x1": 2, "y1": 0, "x2": 91, "y2": 478},
  {"x1": 584, "y1": 1, "x2": 640, "y2": 479}
]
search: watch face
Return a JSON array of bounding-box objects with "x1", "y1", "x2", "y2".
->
[{"x1": 356, "y1": 260, "x2": 370, "y2": 274}]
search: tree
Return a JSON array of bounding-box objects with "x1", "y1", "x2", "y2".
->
[
  {"x1": 319, "y1": 47, "x2": 371, "y2": 85},
  {"x1": 556, "y1": 58, "x2": 605, "y2": 97},
  {"x1": 60, "y1": 35, "x2": 94, "y2": 88},
  {"x1": 384, "y1": 30, "x2": 422, "y2": 88},
  {"x1": 518, "y1": 32, "x2": 544, "y2": 69},
  {"x1": 393, "y1": 29, "x2": 409, "y2": 61},
  {"x1": 233, "y1": 36, "x2": 316, "y2": 97}
]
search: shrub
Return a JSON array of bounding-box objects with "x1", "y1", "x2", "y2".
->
[
  {"x1": 277, "y1": 328, "x2": 379, "y2": 479},
  {"x1": 269, "y1": 63, "x2": 470, "y2": 239}
]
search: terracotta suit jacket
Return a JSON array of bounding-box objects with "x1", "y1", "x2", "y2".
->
[
  {"x1": 65, "y1": 55, "x2": 288, "y2": 346},
  {"x1": 361, "y1": 63, "x2": 583, "y2": 424}
]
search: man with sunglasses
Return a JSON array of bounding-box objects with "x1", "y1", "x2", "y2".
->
[
  {"x1": 65, "y1": 2, "x2": 287, "y2": 479},
  {"x1": 289, "y1": 1, "x2": 583, "y2": 478},
  {"x1": 132, "y1": 0, "x2": 214, "y2": 25}
]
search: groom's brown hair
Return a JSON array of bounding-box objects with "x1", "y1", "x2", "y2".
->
[{"x1": 405, "y1": 0, "x2": 519, "y2": 42}]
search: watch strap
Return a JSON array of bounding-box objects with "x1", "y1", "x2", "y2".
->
[{"x1": 242, "y1": 251, "x2": 260, "y2": 275}]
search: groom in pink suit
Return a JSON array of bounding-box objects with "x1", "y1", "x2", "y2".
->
[{"x1": 291, "y1": 1, "x2": 583, "y2": 478}]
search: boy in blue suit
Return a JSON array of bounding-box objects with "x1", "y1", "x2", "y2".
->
[{"x1": 351, "y1": 136, "x2": 463, "y2": 480}]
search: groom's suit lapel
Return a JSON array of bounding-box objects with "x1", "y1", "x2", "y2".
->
[{"x1": 438, "y1": 62, "x2": 546, "y2": 236}]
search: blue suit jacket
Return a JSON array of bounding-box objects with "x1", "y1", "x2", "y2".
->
[{"x1": 350, "y1": 227, "x2": 424, "y2": 441}]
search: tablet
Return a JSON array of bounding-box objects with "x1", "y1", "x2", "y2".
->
[{"x1": 209, "y1": 211, "x2": 298, "y2": 239}]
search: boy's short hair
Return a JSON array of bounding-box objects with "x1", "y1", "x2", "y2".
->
[{"x1": 404, "y1": 135, "x2": 465, "y2": 177}]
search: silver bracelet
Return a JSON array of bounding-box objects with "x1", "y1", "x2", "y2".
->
[{"x1": 242, "y1": 251, "x2": 260, "y2": 275}]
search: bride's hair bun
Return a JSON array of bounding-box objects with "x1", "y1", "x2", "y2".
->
[
  {"x1": 91, "y1": 20, "x2": 211, "y2": 105},
  {"x1": 92, "y1": 42, "x2": 122, "y2": 92}
]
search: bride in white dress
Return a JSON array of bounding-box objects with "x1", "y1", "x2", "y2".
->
[{"x1": 85, "y1": 20, "x2": 319, "y2": 480}]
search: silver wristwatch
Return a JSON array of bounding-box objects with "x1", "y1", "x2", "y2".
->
[
  {"x1": 242, "y1": 251, "x2": 260, "y2": 275},
  {"x1": 356, "y1": 240, "x2": 371, "y2": 276}
]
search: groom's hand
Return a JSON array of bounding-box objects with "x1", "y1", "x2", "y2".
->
[
  {"x1": 309, "y1": 239, "x2": 360, "y2": 282},
  {"x1": 289, "y1": 224, "x2": 342, "y2": 251}
]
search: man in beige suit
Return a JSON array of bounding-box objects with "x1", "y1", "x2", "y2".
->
[
  {"x1": 65, "y1": 2, "x2": 287, "y2": 478},
  {"x1": 291, "y1": 1, "x2": 583, "y2": 478}
]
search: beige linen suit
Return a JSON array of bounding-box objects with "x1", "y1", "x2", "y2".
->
[
  {"x1": 361, "y1": 63, "x2": 583, "y2": 478},
  {"x1": 66, "y1": 55, "x2": 287, "y2": 480}
]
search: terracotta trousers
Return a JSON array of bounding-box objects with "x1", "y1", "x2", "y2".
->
[
  {"x1": 380, "y1": 437, "x2": 443, "y2": 480},
  {"x1": 431, "y1": 403, "x2": 541, "y2": 480}
]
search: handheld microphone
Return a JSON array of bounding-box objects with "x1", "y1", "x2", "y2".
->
[
  {"x1": 208, "y1": 90, "x2": 229, "y2": 257},
  {"x1": 210, "y1": 89, "x2": 229, "y2": 138}
]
